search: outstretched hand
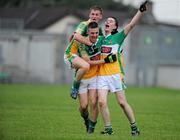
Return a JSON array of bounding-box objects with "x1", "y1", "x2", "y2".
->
[{"x1": 139, "y1": 0, "x2": 148, "y2": 12}]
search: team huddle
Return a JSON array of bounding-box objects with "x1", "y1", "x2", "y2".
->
[{"x1": 64, "y1": 1, "x2": 148, "y2": 136}]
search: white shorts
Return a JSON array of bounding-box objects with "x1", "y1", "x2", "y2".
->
[
  {"x1": 97, "y1": 73, "x2": 127, "y2": 93},
  {"x1": 63, "y1": 54, "x2": 77, "y2": 69},
  {"x1": 79, "y1": 76, "x2": 97, "y2": 94}
]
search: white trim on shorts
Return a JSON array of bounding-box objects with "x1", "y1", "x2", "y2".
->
[
  {"x1": 79, "y1": 76, "x2": 97, "y2": 94},
  {"x1": 97, "y1": 73, "x2": 127, "y2": 93}
]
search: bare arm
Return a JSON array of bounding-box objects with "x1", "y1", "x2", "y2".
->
[
  {"x1": 81, "y1": 55, "x2": 105, "y2": 66},
  {"x1": 87, "y1": 59, "x2": 105, "y2": 65},
  {"x1": 82, "y1": 53, "x2": 117, "y2": 66},
  {"x1": 74, "y1": 33, "x2": 92, "y2": 46},
  {"x1": 124, "y1": 1, "x2": 148, "y2": 35},
  {"x1": 124, "y1": 11, "x2": 144, "y2": 35}
]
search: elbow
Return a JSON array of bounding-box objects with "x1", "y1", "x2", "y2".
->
[
  {"x1": 73, "y1": 33, "x2": 78, "y2": 40},
  {"x1": 73, "y1": 32, "x2": 82, "y2": 41},
  {"x1": 129, "y1": 23, "x2": 135, "y2": 30}
]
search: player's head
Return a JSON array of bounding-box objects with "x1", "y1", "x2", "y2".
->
[
  {"x1": 88, "y1": 22, "x2": 99, "y2": 43},
  {"x1": 104, "y1": 17, "x2": 119, "y2": 35},
  {"x1": 89, "y1": 5, "x2": 103, "y2": 23}
]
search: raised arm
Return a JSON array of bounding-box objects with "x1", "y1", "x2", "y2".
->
[{"x1": 124, "y1": 0, "x2": 148, "y2": 35}]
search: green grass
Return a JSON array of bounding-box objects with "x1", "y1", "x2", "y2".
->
[{"x1": 0, "y1": 84, "x2": 180, "y2": 140}]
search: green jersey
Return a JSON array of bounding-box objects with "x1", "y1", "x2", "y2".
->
[
  {"x1": 78, "y1": 36, "x2": 104, "y2": 79},
  {"x1": 99, "y1": 30, "x2": 127, "y2": 76},
  {"x1": 78, "y1": 36, "x2": 104, "y2": 60}
]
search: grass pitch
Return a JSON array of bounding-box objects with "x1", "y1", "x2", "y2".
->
[{"x1": 0, "y1": 84, "x2": 180, "y2": 140}]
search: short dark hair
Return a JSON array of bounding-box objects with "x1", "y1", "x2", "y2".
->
[
  {"x1": 90, "y1": 5, "x2": 103, "y2": 14},
  {"x1": 88, "y1": 22, "x2": 99, "y2": 29}
]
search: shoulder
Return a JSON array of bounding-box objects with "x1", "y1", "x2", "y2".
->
[
  {"x1": 75, "y1": 21, "x2": 89, "y2": 35},
  {"x1": 113, "y1": 30, "x2": 126, "y2": 38},
  {"x1": 77, "y1": 21, "x2": 89, "y2": 27},
  {"x1": 97, "y1": 35, "x2": 104, "y2": 41}
]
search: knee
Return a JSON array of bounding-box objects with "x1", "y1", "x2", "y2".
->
[
  {"x1": 80, "y1": 103, "x2": 88, "y2": 111},
  {"x1": 98, "y1": 100, "x2": 107, "y2": 108},
  {"x1": 91, "y1": 99, "x2": 98, "y2": 109}
]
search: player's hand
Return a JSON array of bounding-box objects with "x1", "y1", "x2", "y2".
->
[
  {"x1": 139, "y1": 0, "x2": 148, "y2": 12},
  {"x1": 104, "y1": 53, "x2": 117, "y2": 63}
]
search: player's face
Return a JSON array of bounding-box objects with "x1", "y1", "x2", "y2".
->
[
  {"x1": 88, "y1": 27, "x2": 99, "y2": 43},
  {"x1": 89, "y1": 10, "x2": 102, "y2": 23},
  {"x1": 104, "y1": 18, "x2": 117, "y2": 34}
]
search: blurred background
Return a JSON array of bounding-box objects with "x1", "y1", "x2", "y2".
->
[{"x1": 0, "y1": 0, "x2": 180, "y2": 89}]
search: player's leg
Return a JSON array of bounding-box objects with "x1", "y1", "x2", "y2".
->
[
  {"x1": 88, "y1": 89, "x2": 98, "y2": 134},
  {"x1": 78, "y1": 80, "x2": 89, "y2": 132},
  {"x1": 71, "y1": 56, "x2": 90, "y2": 99},
  {"x1": 115, "y1": 91, "x2": 140, "y2": 136},
  {"x1": 72, "y1": 56, "x2": 90, "y2": 80},
  {"x1": 78, "y1": 93, "x2": 89, "y2": 132},
  {"x1": 98, "y1": 89, "x2": 114, "y2": 135}
]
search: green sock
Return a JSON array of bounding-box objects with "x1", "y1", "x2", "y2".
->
[
  {"x1": 89, "y1": 120, "x2": 97, "y2": 129},
  {"x1": 105, "y1": 125, "x2": 113, "y2": 132},
  {"x1": 131, "y1": 122, "x2": 138, "y2": 130},
  {"x1": 81, "y1": 109, "x2": 89, "y2": 121},
  {"x1": 73, "y1": 80, "x2": 80, "y2": 89}
]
